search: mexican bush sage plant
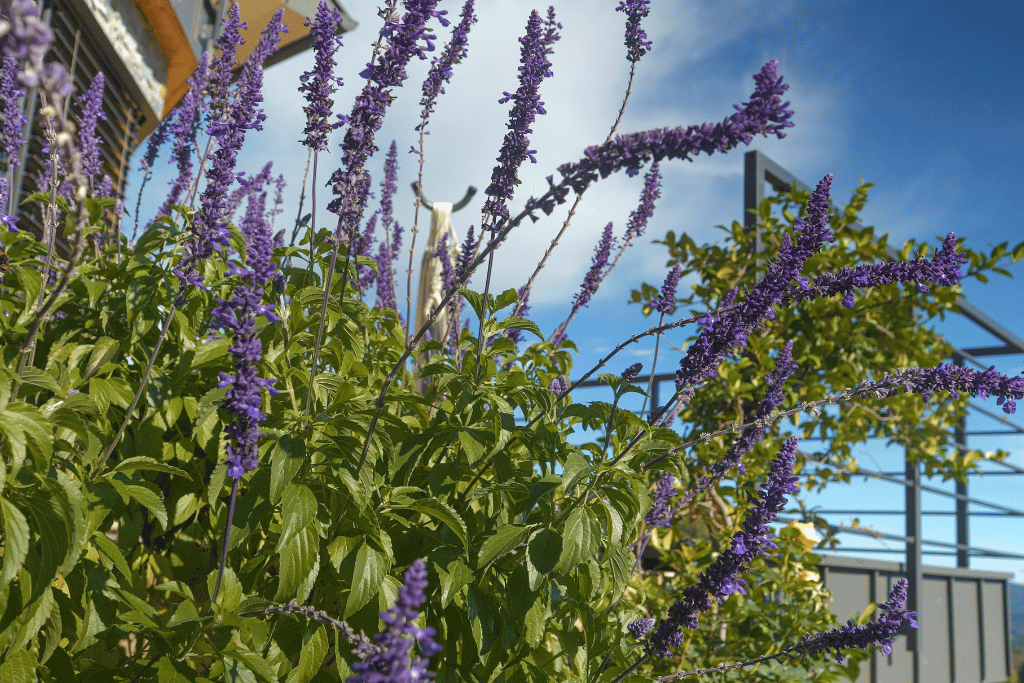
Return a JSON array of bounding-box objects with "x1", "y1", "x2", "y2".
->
[{"x1": 3, "y1": 1, "x2": 1024, "y2": 682}]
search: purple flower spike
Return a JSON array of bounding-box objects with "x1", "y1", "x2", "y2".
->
[
  {"x1": 870, "y1": 362, "x2": 1024, "y2": 415},
  {"x1": 299, "y1": 0, "x2": 344, "y2": 151},
  {"x1": 554, "y1": 60, "x2": 793, "y2": 192},
  {"x1": 674, "y1": 176, "x2": 832, "y2": 394},
  {"x1": 615, "y1": 0, "x2": 652, "y2": 63},
  {"x1": 645, "y1": 471, "x2": 675, "y2": 528},
  {"x1": 206, "y1": 4, "x2": 246, "y2": 128},
  {"x1": 75, "y1": 71, "x2": 106, "y2": 183},
  {"x1": 328, "y1": 0, "x2": 444, "y2": 234},
  {"x1": 0, "y1": 0, "x2": 56, "y2": 89},
  {"x1": 1, "y1": 55, "x2": 26, "y2": 162},
  {"x1": 656, "y1": 264, "x2": 681, "y2": 315},
  {"x1": 348, "y1": 559, "x2": 441, "y2": 683},
  {"x1": 212, "y1": 180, "x2": 281, "y2": 478},
  {"x1": 482, "y1": 7, "x2": 560, "y2": 224},
  {"x1": 628, "y1": 617, "x2": 655, "y2": 640},
  {"x1": 174, "y1": 11, "x2": 286, "y2": 300},
  {"x1": 418, "y1": 0, "x2": 476, "y2": 131},
  {"x1": 577, "y1": 223, "x2": 615, "y2": 309},
  {"x1": 158, "y1": 51, "x2": 208, "y2": 218},
  {"x1": 793, "y1": 579, "x2": 919, "y2": 663},
  {"x1": 625, "y1": 161, "x2": 661, "y2": 243},
  {"x1": 375, "y1": 239, "x2": 398, "y2": 313},
  {"x1": 650, "y1": 438, "x2": 800, "y2": 657},
  {"x1": 548, "y1": 376, "x2": 568, "y2": 395}
]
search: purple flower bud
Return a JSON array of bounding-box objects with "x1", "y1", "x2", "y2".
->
[
  {"x1": 628, "y1": 617, "x2": 655, "y2": 639},
  {"x1": 418, "y1": 0, "x2": 476, "y2": 131},
  {"x1": 645, "y1": 471, "x2": 675, "y2": 527},
  {"x1": 655, "y1": 264, "x2": 681, "y2": 315},
  {"x1": 621, "y1": 362, "x2": 643, "y2": 382},
  {"x1": 1, "y1": 55, "x2": 26, "y2": 162},
  {"x1": 548, "y1": 376, "x2": 568, "y2": 395},
  {"x1": 75, "y1": 72, "x2": 105, "y2": 183}
]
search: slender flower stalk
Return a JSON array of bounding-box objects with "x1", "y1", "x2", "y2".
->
[
  {"x1": 158, "y1": 51, "x2": 209, "y2": 219},
  {"x1": 299, "y1": 0, "x2": 344, "y2": 152},
  {"x1": 641, "y1": 264, "x2": 681, "y2": 416}
]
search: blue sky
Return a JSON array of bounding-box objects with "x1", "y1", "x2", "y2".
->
[{"x1": 128, "y1": 1, "x2": 1024, "y2": 579}]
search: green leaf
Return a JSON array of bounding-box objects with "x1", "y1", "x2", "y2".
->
[
  {"x1": 110, "y1": 456, "x2": 192, "y2": 480},
  {"x1": 554, "y1": 508, "x2": 599, "y2": 575},
  {"x1": 90, "y1": 531, "x2": 132, "y2": 580},
  {"x1": 275, "y1": 484, "x2": 319, "y2": 603},
  {"x1": 0, "y1": 646, "x2": 35, "y2": 683},
  {"x1": 158, "y1": 656, "x2": 197, "y2": 683},
  {"x1": 270, "y1": 434, "x2": 306, "y2": 504},
  {"x1": 561, "y1": 451, "x2": 593, "y2": 489},
  {"x1": 16, "y1": 366, "x2": 62, "y2": 394},
  {"x1": 527, "y1": 527, "x2": 562, "y2": 575},
  {"x1": 496, "y1": 316, "x2": 542, "y2": 339},
  {"x1": 345, "y1": 542, "x2": 388, "y2": 618},
  {"x1": 208, "y1": 566, "x2": 243, "y2": 613},
  {"x1": 285, "y1": 623, "x2": 328, "y2": 683},
  {"x1": 402, "y1": 498, "x2": 469, "y2": 554},
  {"x1": 433, "y1": 552, "x2": 473, "y2": 608},
  {"x1": 522, "y1": 475, "x2": 561, "y2": 520},
  {"x1": 0, "y1": 498, "x2": 29, "y2": 585},
  {"x1": 477, "y1": 524, "x2": 531, "y2": 569},
  {"x1": 83, "y1": 337, "x2": 120, "y2": 380},
  {"x1": 107, "y1": 477, "x2": 168, "y2": 528}
]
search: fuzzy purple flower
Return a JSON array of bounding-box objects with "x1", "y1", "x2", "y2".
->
[
  {"x1": 656, "y1": 264, "x2": 681, "y2": 315},
  {"x1": 674, "y1": 175, "x2": 832, "y2": 393},
  {"x1": 869, "y1": 362, "x2": 1024, "y2": 415},
  {"x1": 549, "y1": 221, "x2": 616, "y2": 345},
  {"x1": 375, "y1": 238, "x2": 398, "y2": 313},
  {"x1": 205, "y1": 4, "x2": 245, "y2": 129},
  {"x1": 786, "y1": 232, "x2": 967, "y2": 309},
  {"x1": 174, "y1": 12, "x2": 286, "y2": 300},
  {"x1": 211, "y1": 186, "x2": 280, "y2": 478},
  {"x1": 624, "y1": 161, "x2": 661, "y2": 242},
  {"x1": 299, "y1": 0, "x2": 344, "y2": 151},
  {"x1": 548, "y1": 376, "x2": 568, "y2": 395},
  {"x1": 348, "y1": 559, "x2": 441, "y2": 683},
  {"x1": 417, "y1": 0, "x2": 476, "y2": 131},
  {"x1": 328, "y1": 0, "x2": 445, "y2": 234},
  {"x1": 650, "y1": 437, "x2": 799, "y2": 656},
  {"x1": 628, "y1": 617, "x2": 655, "y2": 640},
  {"x1": 0, "y1": 177, "x2": 14, "y2": 231},
  {"x1": 482, "y1": 7, "x2": 560, "y2": 224},
  {"x1": 645, "y1": 471, "x2": 675, "y2": 528},
  {"x1": 792, "y1": 579, "x2": 919, "y2": 663},
  {"x1": 159, "y1": 51, "x2": 208, "y2": 217},
  {"x1": 616, "y1": 0, "x2": 652, "y2": 62},
  {"x1": 506, "y1": 285, "x2": 531, "y2": 345},
  {"x1": 1, "y1": 55, "x2": 25, "y2": 162},
  {"x1": 622, "y1": 362, "x2": 643, "y2": 382},
  {"x1": 0, "y1": 0, "x2": 57, "y2": 89},
  {"x1": 75, "y1": 72, "x2": 105, "y2": 182},
  {"x1": 552, "y1": 60, "x2": 793, "y2": 196}
]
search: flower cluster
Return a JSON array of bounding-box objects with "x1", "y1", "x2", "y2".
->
[
  {"x1": 621, "y1": 362, "x2": 643, "y2": 382},
  {"x1": 173, "y1": 9, "x2": 286, "y2": 300},
  {"x1": 674, "y1": 175, "x2": 832, "y2": 393},
  {"x1": 792, "y1": 579, "x2": 919, "y2": 662},
  {"x1": 615, "y1": 0, "x2": 652, "y2": 63},
  {"x1": 785, "y1": 232, "x2": 968, "y2": 309},
  {"x1": 158, "y1": 51, "x2": 208, "y2": 218},
  {"x1": 210, "y1": 180, "x2": 280, "y2": 478},
  {"x1": 328, "y1": 0, "x2": 445, "y2": 232},
  {"x1": 1, "y1": 54, "x2": 25, "y2": 162},
  {"x1": 552, "y1": 60, "x2": 793, "y2": 195},
  {"x1": 417, "y1": 0, "x2": 476, "y2": 131},
  {"x1": 75, "y1": 72, "x2": 105, "y2": 184},
  {"x1": 645, "y1": 471, "x2": 676, "y2": 528},
  {"x1": 872, "y1": 362, "x2": 1024, "y2": 414},
  {"x1": 649, "y1": 437, "x2": 800, "y2": 656},
  {"x1": 299, "y1": 0, "x2": 344, "y2": 151},
  {"x1": 655, "y1": 264, "x2": 681, "y2": 315},
  {"x1": 482, "y1": 7, "x2": 560, "y2": 223},
  {"x1": 349, "y1": 559, "x2": 441, "y2": 683},
  {"x1": 550, "y1": 221, "x2": 616, "y2": 344}
]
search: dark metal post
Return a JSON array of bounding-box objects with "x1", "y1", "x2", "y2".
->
[
  {"x1": 905, "y1": 450, "x2": 922, "y2": 683},
  {"x1": 953, "y1": 353, "x2": 970, "y2": 568}
]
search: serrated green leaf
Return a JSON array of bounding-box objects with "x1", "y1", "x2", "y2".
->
[
  {"x1": 554, "y1": 508, "x2": 599, "y2": 575},
  {"x1": 402, "y1": 498, "x2": 469, "y2": 554},
  {"x1": 345, "y1": 542, "x2": 387, "y2": 618},
  {"x1": 83, "y1": 337, "x2": 120, "y2": 380},
  {"x1": 91, "y1": 531, "x2": 132, "y2": 580},
  {"x1": 17, "y1": 366, "x2": 63, "y2": 393},
  {"x1": 107, "y1": 477, "x2": 168, "y2": 528},
  {"x1": 0, "y1": 498, "x2": 29, "y2": 585},
  {"x1": 285, "y1": 623, "x2": 328, "y2": 683},
  {"x1": 208, "y1": 566, "x2": 243, "y2": 613},
  {"x1": 527, "y1": 528, "x2": 562, "y2": 575},
  {"x1": 270, "y1": 434, "x2": 305, "y2": 503},
  {"x1": 477, "y1": 524, "x2": 530, "y2": 569},
  {"x1": 110, "y1": 456, "x2": 192, "y2": 480}
]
